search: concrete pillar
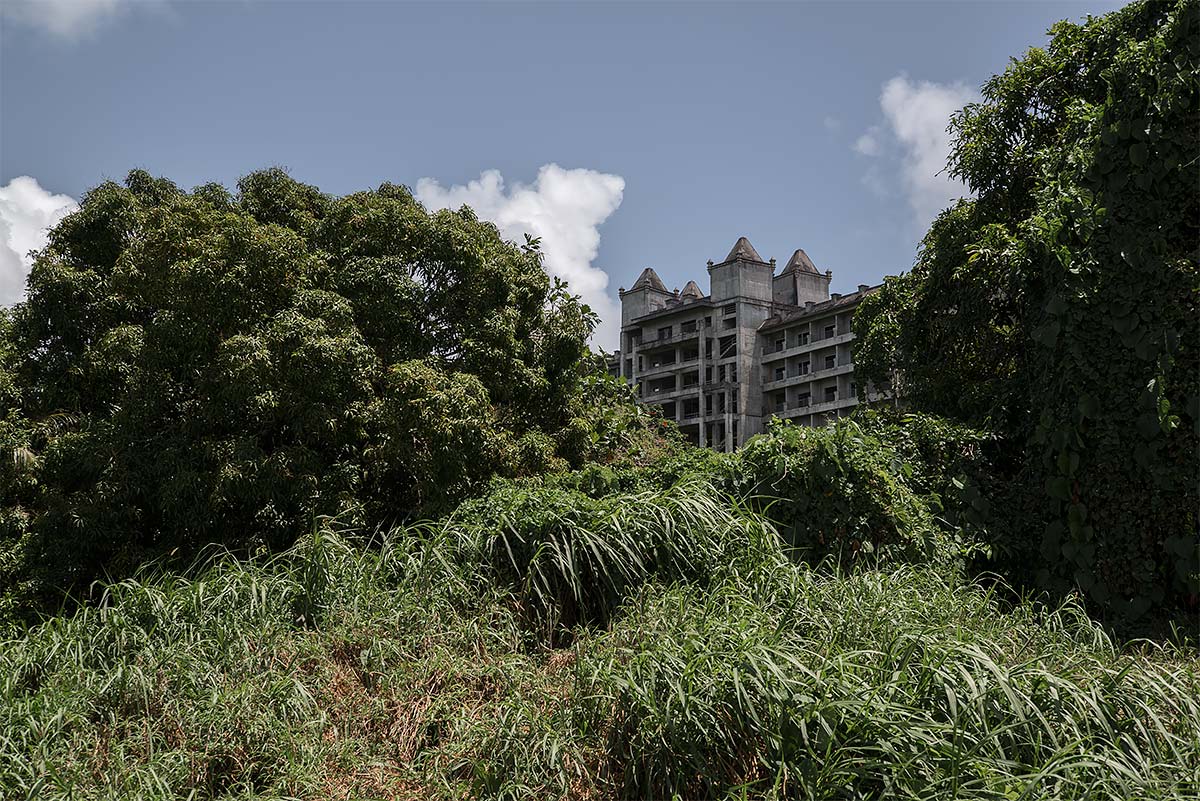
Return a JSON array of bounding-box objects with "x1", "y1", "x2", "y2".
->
[
  {"x1": 697, "y1": 330, "x2": 707, "y2": 447},
  {"x1": 724, "y1": 387, "x2": 733, "y2": 453}
]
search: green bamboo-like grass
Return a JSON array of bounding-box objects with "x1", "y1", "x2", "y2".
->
[{"x1": 2, "y1": 482, "x2": 1197, "y2": 799}]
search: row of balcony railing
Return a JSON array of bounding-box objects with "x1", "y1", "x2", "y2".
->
[
  {"x1": 765, "y1": 395, "x2": 860, "y2": 416},
  {"x1": 763, "y1": 361, "x2": 853, "y2": 388},
  {"x1": 761, "y1": 330, "x2": 854, "y2": 360}
]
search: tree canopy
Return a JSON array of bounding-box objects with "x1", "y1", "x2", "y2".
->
[
  {"x1": 0, "y1": 168, "x2": 669, "y2": 618},
  {"x1": 853, "y1": 0, "x2": 1198, "y2": 615}
]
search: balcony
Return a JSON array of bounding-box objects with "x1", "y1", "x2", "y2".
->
[
  {"x1": 634, "y1": 328, "x2": 704, "y2": 351},
  {"x1": 760, "y1": 330, "x2": 855, "y2": 363},
  {"x1": 637, "y1": 360, "x2": 683, "y2": 379},
  {"x1": 643, "y1": 383, "x2": 703, "y2": 402},
  {"x1": 770, "y1": 395, "x2": 860, "y2": 420},
  {"x1": 761, "y1": 360, "x2": 854, "y2": 391}
]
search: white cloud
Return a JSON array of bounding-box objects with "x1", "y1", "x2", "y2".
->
[
  {"x1": 1, "y1": 0, "x2": 160, "y2": 39},
  {"x1": 0, "y1": 177, "x2": 79, "y2": 306},
  {"x1": 822, "y1": 116, "x2": 841, "y2": 133},
  {"x1": 878, "y1": 76, "x2": 978, "y2": 226},
  {"x1": 853, "y1": 126, "x2": 883, "y2": 157},
  {"x1": 416, "y1": 164, "x2": 625, "y2": 350}
]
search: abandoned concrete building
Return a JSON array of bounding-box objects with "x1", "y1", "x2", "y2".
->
[{"x1": 607, "y1": 236, "x2": 880, "y2": 451}]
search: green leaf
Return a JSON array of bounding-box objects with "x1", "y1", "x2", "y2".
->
[
  {"x1": 1032, "y1": 320, "x2": 1060, "y2": 346},
  {"x1": 1046, "y1": 476, "x2": 1072, "y2": 502}
]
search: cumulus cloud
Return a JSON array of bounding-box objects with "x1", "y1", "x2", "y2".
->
[
  {"x1": 856, "y1": 76, "x2": 979, "y2": 228},
  {"x1": 416, "y1": 164, "x2": 625, "y2": 350},
  {"x1": 0, "y1": 177, "x2": 79, "y2": 306},
  {"x1": 880, "y1": 76, "x2": 978, "y2": 225},
  {"x1": 1, "y1": 0, "x2": 159, "y2": 39}
]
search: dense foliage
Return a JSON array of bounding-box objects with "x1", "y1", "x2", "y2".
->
[
  {"x1": 551, "y1": 412, "x2": 1000, "y2": 573},
  {"x1": 853, "y1": 0, "x2": 1199, "y2": 615},
  {"x1": 0, "y1": 169, "x2": 672, "y2": 619},
  {"x1": 4, "y1": 492, "x2": 1196, "y2": 800}
]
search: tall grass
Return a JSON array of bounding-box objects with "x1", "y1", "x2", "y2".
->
[{"x1": 1, "y1": 480, "x2": 1197, "y2": 799}]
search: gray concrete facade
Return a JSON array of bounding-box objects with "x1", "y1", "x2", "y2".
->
[{"x1": 608, "y1": 236, "x2": 880, "y2": 450}]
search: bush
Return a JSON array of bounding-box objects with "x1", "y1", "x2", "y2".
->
[
  {"x1": 578, "y1": 569, "x2": 1200, "y2": 800},
  {"x1": 442, "y1": 477, "x2": 779, "y2": 633},
  {"x1": 550, "y1": 412, "x2": 1000, "y2": 571}
]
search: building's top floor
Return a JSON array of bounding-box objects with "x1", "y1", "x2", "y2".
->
[
  {"x1": 758, "y1": 283, "x2": 879, "y2": 334},
  {"x1": 616, "y1": 235, "x2": 873, "y2": 330}
]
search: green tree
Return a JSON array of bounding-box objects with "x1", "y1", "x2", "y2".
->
[
  {"x1": 0, "y1": 168, "x2": 662, "y2": 618},
  {"x1": 853, "y1": 0, "x2": 1198, "y2": 615}
]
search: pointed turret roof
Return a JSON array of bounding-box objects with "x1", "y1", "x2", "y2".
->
[
  {"x1": 781, "y1": 248, "x2": 820, "y2": 275},
  {"x1": 680, "y1": 280, "x2": 704, "y2": 299},
  {"x1": 630, "y1": 267, "x2": 669, "y2": 293},
  {"x1": 724, "y1": 236, "x2": 765, "y2": 263}
]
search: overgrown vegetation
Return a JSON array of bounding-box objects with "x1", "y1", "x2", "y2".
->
[
  {"x1": 3, "y1": 492, "x2": 1196, "y2": 800},
  {"x1": 2, "y1": 2, "x2": 1197, "y2": 797},
  {"x1": 853, "y1": 0, "x2": 1199, "y2": 614}
]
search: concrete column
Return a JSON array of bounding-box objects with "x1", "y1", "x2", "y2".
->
[
  {"x1": 697, "y1": 331, "x2": 707, "y2": 447},
  {"x1": 629, "y1": 342, "x2": 640, "y2": 395},
  {"x1": 724, "y1": 387, "x2": 733, "y2": 453}
]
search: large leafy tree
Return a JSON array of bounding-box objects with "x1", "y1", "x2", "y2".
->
[
  {"x1": 0, "y1": 168, "x2": 662, "y2": 617},
  {"x1": 854, "y1": 0, "x2": 1198, "y2": 615}
]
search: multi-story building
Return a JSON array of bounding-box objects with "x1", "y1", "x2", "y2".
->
[{"x1": 608, "y1": 236, "x2": 879, "y2": 451}]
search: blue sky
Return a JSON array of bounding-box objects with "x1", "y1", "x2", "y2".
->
[{"x1": 1, "y1": 0, "x2": 1123, "y2": 347}]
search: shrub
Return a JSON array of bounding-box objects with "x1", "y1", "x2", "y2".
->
[
  {"x1": 550, "y1": 413, "x2": 999, "y2": 571},
  {"x1": 577, "y1": 568, "x2": 1200, "y2": 800},
  {"x1": 732, "y1": 417, "x2": 969, "y2": 567},
  {"x1": 442, "y1": 477, "x2": 780, "y2": 632}
]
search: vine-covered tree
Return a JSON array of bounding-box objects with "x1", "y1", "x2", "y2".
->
[
  {"x1": 854, "y1": 0, "x2": 1198, "y2": 616},
  {"x1": 0, "y1": 169, "x2": 668, "y2": 618}
]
